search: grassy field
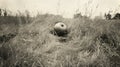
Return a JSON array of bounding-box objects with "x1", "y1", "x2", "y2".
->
[{"x1": 0, "y1": 14, "x2": 120, "y2": 67}]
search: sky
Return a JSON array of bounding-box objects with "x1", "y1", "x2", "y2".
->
[{"x1": 0, "y1": 0, "x2": 120, "y2": 18}]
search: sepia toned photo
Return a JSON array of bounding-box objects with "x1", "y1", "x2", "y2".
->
[{"x1": 0, "y1": 0, "x2": 120, "y2": 67}]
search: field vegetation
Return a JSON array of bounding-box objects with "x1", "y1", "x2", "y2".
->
[{"x1": 0, "y1": 10, "x2": 120, "y2": 67}]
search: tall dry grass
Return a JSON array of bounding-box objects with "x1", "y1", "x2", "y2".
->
[{"x1": 0, "y1": 14, "x2": 120, "y2": 67}]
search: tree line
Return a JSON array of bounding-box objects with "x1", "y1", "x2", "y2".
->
[
  {"x1": 104, "y1": 12, "x2": 120, "y2": 20},
  {"x1": 0, "y1": 9, "x2": 8, "y2": 17}
]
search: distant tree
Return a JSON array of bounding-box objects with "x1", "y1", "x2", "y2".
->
[
  {"x1": 25, "y1": 10, "x2": 31, "y2": 24},
  {"x1": 104, "y1": 13, "x2": 111, "y2": 20},
  {"x1": 4, "y1": 10, "x2": 7, "y2": 17},
  {"x1": 74, "y1": 12, "x2": 83, "y2": 18},
  {"x1": 0, "y1": 9, "x2": 2, "y2": 16},
  {"x1": 112, "y1": 13, "x2": 120, "y2": 19}
]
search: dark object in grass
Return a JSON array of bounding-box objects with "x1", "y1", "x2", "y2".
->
[
  {"x1": 50, "y1": 22, "x2": 69, "y2": 37},
  {"x1": 0, "y1": 33, "x2": 17, "y2": 60},
  {"x1": 0, "y1": 33, "x2": 17, "y2": 43},
  {"x1": 54, "y1": 29, "x2": 68, "y2": 37},
  {"x1": 0, "y1": 45, "x2": 11, "y2": 60},
  {"x1": 99, "y1": 34, "x2": 117, "y2": 48},
  {"x1": 50, "y1": 29, "x2": 69, "y2": 37}
]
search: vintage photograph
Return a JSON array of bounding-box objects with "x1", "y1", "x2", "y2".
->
[{"x1": 0, "y1": 0, "x2": 120, "y2": 67}]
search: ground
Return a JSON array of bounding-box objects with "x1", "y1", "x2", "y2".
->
[{"x1": 0, "y1": 14, "x2": 120, "y2": 67}]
